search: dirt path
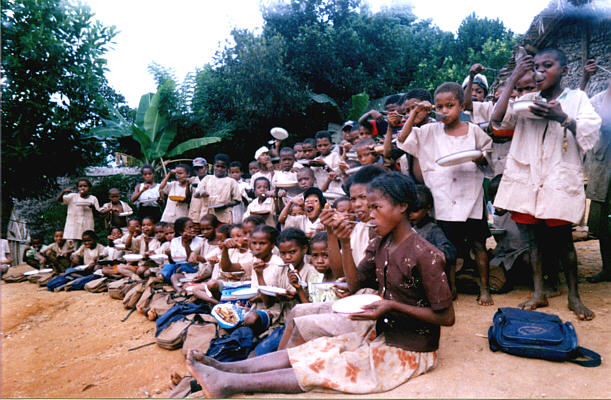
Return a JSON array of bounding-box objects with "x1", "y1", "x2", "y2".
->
[{"x1": 2, "y1": 240, "x2": 610, "y2": 398}]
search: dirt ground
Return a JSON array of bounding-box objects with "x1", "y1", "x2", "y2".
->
[{"x1": 1, "y1": 239, "x2": 610, "y2": 399}]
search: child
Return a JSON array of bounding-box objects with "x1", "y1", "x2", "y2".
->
[
  {"x1": 185, "y1": 173, "x2": 454, "y2": 397},
  {"x1": 161, "y1": 217, "x2": 203, "y2": 285},
  {"x1": 100, "y1": 188, "x2": 133, "y2": 233},
  {"x1": 229, "y1": 161, "x2": 251, "y2": 223},
  {"x1": 251, "y1": 146, "x2": 275, "y2": 185},
  {"x1": 41, "y1": 229, "x2": 74, "y2": 273},
  {"x1": 131, "y1": 164, "x2": 162, "y2": 222},
  {"x1": 57, "y1": 178, "x2": 101, "y2": 245},
  {"x1": 491, "y1": 49, "x2": 601, "y2": 320},
  {"x1": 410, "y1": 184, "x2": 457, "y2": 294},
  {"x1": 279, "y1": 187, "x2": 325, "y2": 238},
  {"x1": 242, "y1": 225, "x2": 293, "y2": 336},
  {"x1": 278, "y1": 197, "x2": 305, "y2": 229},
  {"x1": 354, "y1": 138, "x2": 381, "y2": 166},
  {"x1": 243, "y1": 177, "x2": 276, "y2": 227},
  {"x1": 310, "y1": 131, "x2": 342, "y2": 193},
  {"x1": 215, "y1": 224, "x2": 255, "y2": 281},
  {"x1": 188, "y1": 157, "x2": 209, "y2": 222},
  {"x1": 159, "y1": 165, "x2": 191, "y2": 223},
  {"x1": 116, "y1": 218, "x2": 142, "y2": 254},
  {"x1": 156, "y1": 223, "x2": 175, "y2": 257},
  {"x1": 188, "y1": 214, "x2": 222, "y2": 281},
  {"x1": 296, "y1": 168, "x2": 315, "y2": 195},
  {"x1": 247, "y1": 160, "x2": 260, "y2": 186},
  {"x1": 0, "y1": 237, "x2": 13, "y2": 275},
  {"x1": 300, "y1": 138, "x2": 317, "y2": 161},
  {"x1": 272, "y1": 148, "x2": 302, "y2": 201},
  {"x1": 305, "y1": 231, "x2": 338, "y2": 303},
  {"x1": 101, "y1": 227, "x2": 127, "y2": 278},
  {"x1": 397, "y1": 82, "x2": 494, "y2": 305},
  {"x1": 70, "y1": 230, "x2": 105, "y2": 276},
  {"x1": 293, "y1": 142, "x2": 304, "y2": 160},
  {"x1": 193, "y1": 154, "x2": 241, "y2": 224},
  {"x1": 23, "y1": 235, "x2": 45, "y2": 269},
  {"x1": 118, "y1": 217, "x2": 159, "y2": 278},
  {"x1": 279, "y1": 228, "x2": 318, "y2": 304},
  {"x1": 358, "y1": 95, "x2": 402, "y2": 138}
]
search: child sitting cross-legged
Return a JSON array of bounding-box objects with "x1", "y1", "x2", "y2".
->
[
  {"x1": 22, "y1": 234, "x2": 46, "y2": 269},
  {"x1": 41, "y1": 229, "x2": 74, "y2": 273},
  {"x1": 68, "y1": 230, "x2": 105, "y2": 277}
]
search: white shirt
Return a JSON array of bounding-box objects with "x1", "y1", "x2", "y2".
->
[
  {"x1": 350, "y1": 221, "x2": 372, "y2": 266},
  {"x1": 312, "y1": 152, "x2": 343, "y2": 193},
  {"x1": 1, "y1": 239, "x2": 11, "y2": 264},
  {"x1": 169, "y1": 236, "x2": 203, "y2": 263},
  {"x1": 398, "y1": 122, "x2": 492, "y2": 221},
  {"x1": 283, "y1": 215, "x2": 322, "y2": 237},
  {"x1": 136, "y1": 183, "x2": 160, "y2": 206},
  {"x1": 243, "y1": 197, "x2": 276, "y2": 227},
  {"x1": 493, "y1": 89, "x2": 601, "y2": 223}
]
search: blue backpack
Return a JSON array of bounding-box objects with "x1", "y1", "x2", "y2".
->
[{"x1": 488, "y1": 308, "x2": 601, "y2": 367}]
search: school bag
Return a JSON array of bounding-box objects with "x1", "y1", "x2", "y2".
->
[
  {"x1": 123, "y1": 281, "x2": 146, "y2": 309},
  {"x1": 488, "y1": 307, "x2": 601, "y2": 367},
  {"x1": 108, "y1": 277, "x2": 141, "y2": 300},
  {"x1": 3, "y1": 265, "x2": 35, "y2": 283},
  {"x1": 66, "y1": 274, "x2": 98, "y2": 290},
  {"x1": 205, "y1": 326, "x2": 254, "y2": 362},
  {"x1": 181, "y1": 318, "x2": 218, "y2": 357},
  {"x1": 155, "y1": 304, "x2": 212, "y2": 350}
]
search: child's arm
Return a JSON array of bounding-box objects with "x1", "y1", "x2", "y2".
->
[
  {"x1": 57, "y1": 187, "x2": 72, "y2": 203},
  {"x1": 288, "y1": 270, "x2": 309, "y2": 303},
  {"x1": 579, "y1": 59, "x2": 597, "y2": 91},
  {"x1": 397, "y1": 102, "x2": 430, "y2": 144},
  {"x1": 319, "y1": 207, "x2": 344, "y2": 279},
  {"x1": 491, "y1": 56, "x2": 534, "y2": 124},
  {"x1": 158, "y1": 170, "x2": 175, "y2": 192},
  {"x1": 320, "y1": 171, "x2": 337, "y2": 192},
  {"x1": 219, "y1": 240, "x2": 244, "y2": 272},
  {"x1": 358, "y1": 109, "x2": 383, "y2": 125},
  {"x1": 352, "y1": 300, "x2": 455, "y2": 326},
  {"x1": 464, "y1": 63, "x2": 485, "y2": 112},
  {"x1": 277, "y1": 198, "x2": 294, "y2": 225}
]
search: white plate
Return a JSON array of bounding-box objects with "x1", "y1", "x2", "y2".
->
[
  {"x1": 230, "y1": 270, "x2": 245, "y2": 276},
  {"x1": 123, "y1": 254, "x2": 143, "y2": 262},
  {"x1": 93, "y1": 269, "x2": 104, "y2": 276},
  {"x1": 232, "y1": 287, "x2": 259, "y2": 300},
  {"x1": 296, "y1": 159, "x2": 312, "y2": 166},
  {"x1": 118, "y1": 212, "x2": 132, "y2": 217},
  {"x1": 270, "y1": 127, "x2": 289, "y2": 140},
  {"x1": 114, "y1": 243, "x2": 126, "y2": 250},
  {"x1": 512, "y1": 99, "x2": 545, "y2": 120},
  {"x1": 172, "y1": 257, "x2": 187, "y2": 264},
  {"x1": 74, "y1": 264, "x2": 89, "y2": 271},
  {"x1": 24, "y1": 269, "x2": 42, "y2": 276},
  {"x1": 323, "y1": 192, "x2": 344, "y2": 200},
  {"x1": 258, "y1": 285, "x2": 287, "y2": 296},
  {"x1": 345, "y1": 166, "x2": 363, "y2": 175},
  {"x1": 75, "y1": 202, "x2": 91, "y2": 207},
  {"x1": 436, "y1": 149, "x2": 483, "y2": 167},
  {"x1": 275, "y1": 181, "x2": 298, "y2": 188},
  {"x1": 332, "y1": 294, "x2": 383, "y2": 314},
  {"x1": 149, "y1": 254, "x2": 168, "y2": 263}
]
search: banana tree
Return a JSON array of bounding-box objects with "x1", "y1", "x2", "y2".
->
[{"x1": 90, "y1": 80, "x2": 226, "y2": 174}]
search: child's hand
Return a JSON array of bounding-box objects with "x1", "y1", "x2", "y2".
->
[
  {"x1": 253, "y1": 260, "x2": 267, "y2": 275},
  {"x1": 334, "y1": 219, "x2": 355, "y2": 240},
  {"x1": 276, "y1": 291, "x2": 295, "y2": 302},
  {"x1": 350, "y1": 299, "x2": 393, "y2": 320},
  {"x1": 340, "y1": 140, "x2": 352, "y2": 152},
  {"x1": 368, "y1": 109, "x2": 383, "y2": 120},
  {"x1": 338, "y1": 161, "x2": 349, "y2": 173},
  {"x1": 288, "y1": 270, "x2": 301, "y2": 289},
  {"x1": 530, "y1": 100, "x2": 567, "y2": 122},
  {"x1": 319, "y1": 206, "x2": 337, "y2": 228},
  {"x1": 208, "y1": 256, "x2": 219, "y2": 265},
  {"x1": 387, "y1": 110, "x2": 402, "y2": 127},
  {"x1": 277, "y1": 189, "x2": 287, "y2": 198},
  {"x1": 414, "y1": 101, "x2": 432, "y2": 114},
  {"x1": 223, "y1": 238, "x2": 240, "y2": 249},
  {"x1": 472, "y1": 154, "x2": 487, "y2": 166},
  {"x1": 328, "y1": 171, "x2": 338, "y2": 181},
  {"x1": 266, "y1": 190, "x2": 276, "y2": 198},
  {"x1": 169, "y1": 169, "x2": 176, "y2": 176},
  {"x1": 583, "y1": 59, "x2": 597, "y2": 77},
  {"x1": 512, "y1": 55, "x2": 534, "y2": 80},
  {"x1": 187, "y1": 252, "x2": 199, "y2": 264},
  {"x1": 62, "y1": 187, "x2": 73, "y2": 194},
  {"x1": 469, "y1": 63, "x2": 485, "y2": 78}
]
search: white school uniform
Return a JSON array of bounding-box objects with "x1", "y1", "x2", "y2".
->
[
  {"x1": 62, "y1": 193, "x2": 101, "y2": 240},
  {"x1": 312, "y1": 152, "x2": 343, "y2": 193},
  {"x1": 194, "y1": 175, "x2": 242, "y2": 224},
  {"x1": 243, "y1": 197, "x2": 276, "y2": 227},
  {"x1": 397, "y1": 122, "x2": 492, "y2": 221},
  {"x1": 160, "y1": 181, "x2": 189, "y2": 223},
  {"x1": 493, "y1": 89, "x2": 601, "y2": 224},
  {"x1": 169, "y1": 236, "x2": 203, "y2": 262}
]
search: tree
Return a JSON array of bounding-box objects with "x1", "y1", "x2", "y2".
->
[{"x1": 1, "y1": 0, "x2": 126, "y2": 202}]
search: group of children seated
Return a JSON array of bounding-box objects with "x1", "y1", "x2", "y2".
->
[{"x1": 7, "y1": 46, "x2": 608, "y2": 396}]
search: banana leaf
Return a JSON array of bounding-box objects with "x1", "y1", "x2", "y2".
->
[
  {"x1": 136, "y1": 93, "x2": 153, "y2": 127},
  {"x1": 149, "y1": 128, "x2": 177, "y2": 160},
  {"x1": 347, "y1": 92, "x2": 370, "y2": 121},
  {"x1": 166, "y1": 136, "x2": 222, "y2": 158},
  {"x1": 143, "y1": 90, "x2": 168, "y2": 143}
]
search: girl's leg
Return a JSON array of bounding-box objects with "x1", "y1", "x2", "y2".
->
[
  {"x1": 189, "y1": 348, "x2": 291, "y2": 373},
  {"x1": 472, "y1": 240, "x2": 493, "y2": 305},
  {"x1": 554, "y1": 225, "x2": 595, "y2": 320},
  {"x1": 186, "y1": 351, "x2": 302, "y2": 398},
  {"x1": 518, "y1": 223, "x2": 548, "y2": 309}
]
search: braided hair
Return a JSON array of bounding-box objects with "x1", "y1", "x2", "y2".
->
[{"x1": 368, "y1": 172, "x2": 417, "y2": 213}]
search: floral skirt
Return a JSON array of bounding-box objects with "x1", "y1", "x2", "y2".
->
[{"x1": 287, "y1": 330, "x2": 437, "y2": 394}]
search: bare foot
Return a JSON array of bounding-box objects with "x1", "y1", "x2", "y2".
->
[
  {"x1": 147, "y1": 309, "x2": 157, "y2": 321},
  {"x1": 190, "y1": 350, "x2": 225, "y2": 370},
  {"x1": 543, "y1": 286, "x2": 562, "y2": 298},
  {"x1": 519, "y1": 293, "x2": 548, "y2": 310},
  {"x1": 186, "y1": 351, "x2": 231, "y2": 398},
  {"x1": 170, "y1": 371, "x2": 183, "y2": 386},
  {"x1": 477, "y1": 289, "x2": 493, "y2": 306},
  {"x1": 568, "y1": 295, "x2": 595, "y2": 320}
]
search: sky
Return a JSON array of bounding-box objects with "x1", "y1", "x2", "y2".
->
[{"x1": 84, "y1": 0, "x2": 552, "y2": 107}]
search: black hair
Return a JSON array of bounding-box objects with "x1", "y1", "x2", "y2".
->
[
  {"x1": 296, "y1": 167, "x2": 314, "y2": 178},
  {"x1": 174, "y1": 163, "x2": 191, "y2": 175},
  {"x1": 350, "y1": 124, "x2": 360, "y2": 133},
  {"x1": 217, "y1": 223, "x2": 232, "y2": 238},
  {"x1": 355, "y1": 137, "x2": 375, "y2": 151},
  {"x1": 141, "y1": 164, "x2": 154, "y2": 174},
  {"x1": 30, "y1": 233, "x2": 44, "y2": 242},
  {"x1": 359, "y1": 119, "x2": 373, "y2": 131},
  {"x1": 230, "y1": 223, "x2": 243, "y2": 231},
  {"x1": 404, "y1": 88, "x2": 433, "y2": 103},
  {"x1": 243, "y1": 215, "x2": 266, "y2": 226},
  {"x1": 537, "y1": 48, "x2": 568, "y2": 67},
  {"x1": 310, "y1": 231, "x2": 328, "y2": 246},
  {"x1": 109, "y1": 225, "x2": 122, "y2": 233},
  {"x1": 345, "y1": 165, "x2": 386, "y2": 193},
  {"x1": 128, "y1": 217, "x2": 142, "y2": 224},
  {"x1": 248, "y1": 160, "x2": 259, "y2": 167},
  {"x1": 229, "y1": 161, "x2": 242, "y2": 170},
  {"x1": 76, "y1": 178, "x2": 92, "y2": 187},
  {"x1": 303, "y1": 187, "x2": 327, "y2": 208},
  {"x1": 384, "y1": 94, "x2": 402, "y2": 107},
  {"x1": 252, "y1": 224, "x2": 279, "y2": 245},
  {"x1": 434, "y1": 82, "x2": 465, "y2": 105},
  {"x1": 214, "y1": 153, "x2": 230, "y2": 165},
  {"x1": 155, "y1": 222, "x2": 166, "y2": 229},
  {"x1": 368, "y1": 172, "x2": 417, "y2": 213},
  {"x1": 253, "y1": 176, "x2": 271, "y2": 190},
  {"x1": 174, "y1": 217, "x2": 192, "y2": 236},
  {"x1": 82, "y1": 230, "x2": 97, "y2": 241},
  {"x1": 314, "y1": 130, "x2": 332, "y2": 142},
  {"x1": 277, "y1": 227, "x2": 309, "y2": 248},
  {"x1": 488, "y1": 174, "x2": 503, "y2": 202},
  {"x1": 414, "y1": 184, "x2": 434, "y2": 211},
  {"x1": 332, "y1": 197, "x2": 351, "y2": 209},
  {"x1": 303, "y1": 138, "x2": 316, "y2": 147},
  {"x1": 141, "y1": 216, "x2": 155, "y2": 224},
  {"x1": 200, "y1": 213, "x2": 220, "y2": 228},
  {"x1": 294, "y1": 142, "x2": 303, "y2": 148},
  {"x1": 279, "y1": 147, "x2": 295, "y2": 156}
]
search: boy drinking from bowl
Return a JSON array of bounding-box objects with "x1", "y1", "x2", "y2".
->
[
  {"x1": 193, "y1": 154, "x2": 242, "y2": 224},
  {"x1": 100, "y1": 188, "x2": 133, "y2": 233}
]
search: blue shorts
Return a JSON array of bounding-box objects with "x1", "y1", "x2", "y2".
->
[
  {"x1": 246, "y1": 310, "x2": 270, "y2": 331},
  {"x1": 161, "y1": 262, "x2": 198, "y2": 282}
]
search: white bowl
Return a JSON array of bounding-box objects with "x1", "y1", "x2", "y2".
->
[
  {"x1": 149, "y1": 254, "x2": 168, "y2": 263},
  {"x1": 512, "y1": 99, "x2": 545, "y2": 120},
  {"x1": 332, "y1": 294, "x2": 383, "y2": 314},
  {"x1": 270, "y1": 127, "x2": 289, "y2": 140},
  {"x1": 436, "y1": 149, "x2": 483, "y2": 167},
  {"x1": 232, "y1": 287, "x2": 259, "y2": 300},
  {"x1": 258, "y1": 285, "x2": 287, "y2": 296},
  {"x1": 123, "y1": 254, "x2": 143, "y2": 262}
]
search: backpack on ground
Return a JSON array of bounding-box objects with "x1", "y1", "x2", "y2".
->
[
  {"x1": 205, "y1": 326, "x2": 254, "y2": 362},
  {"x1": 123, "y1": 280, "x2": 146, "y2": 308},
  {"x1": 36, "y1": 272, "x2": 55, "y2": 286},
  {"x1": 155, "y1": 305, "x2": 212, "y2": 350},
  {"x1": 108, "y1": 277, "x2": 141, "y2": 300},
  {"x1": 3, "y1": 265, "x2": 36, "y2": 283},
  {"x1": 181, "y1": 315, "x2": 218, "y2": 357},
  {"x1": 488, "y1": 307, "x2": 601, "y2": 367}
]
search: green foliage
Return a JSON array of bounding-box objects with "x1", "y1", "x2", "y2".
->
[{"x1": 347, "y1": 93, "x2": 370, "y2": 121}]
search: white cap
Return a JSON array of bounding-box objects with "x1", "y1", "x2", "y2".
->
[
  {"x1": 462, "y1": 73, "x2": 489, "y2": 91},
  {"x1": 254, "y1": 146, "x2": 269, "y2": 161}
]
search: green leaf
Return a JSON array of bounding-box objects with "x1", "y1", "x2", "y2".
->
[
  {"x1": 88, "y1": 125, "x2": 131, "y2": 139},
  {"x1": 347, "y1": 92, "x2": 370, "y2": 121},
  {"x1": 136, "y1": 93, "x2": 153, "y2": 127},
  {"x1": 166, "y1": 136, "x2": 222, "y2": 158},
  {"x1": 131, "y1": 126, "x2": 152, "y2": 162},
  {"x1": 309, "y1": 92, "x2": 339, "y2": 108},
  {"x1": 149, "y1": 128, "x2": 177, "y2": 159},
  {"x1": 143, "y1": 90, "x2": 167, "y2": 143}
]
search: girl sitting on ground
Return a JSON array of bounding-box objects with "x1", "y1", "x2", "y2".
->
[
  {"x1": 160, "y1": 217, "x2": 203, "y2": 289},
  {"x1": 186, "y1": 172, "x2": 454, "y2": 397}
]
